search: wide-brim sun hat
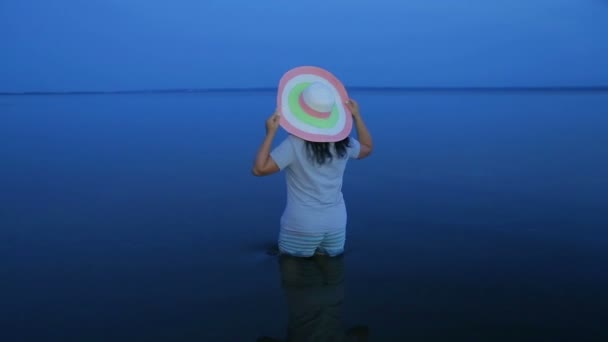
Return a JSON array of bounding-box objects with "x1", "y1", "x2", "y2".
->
[{"x1": 277, "y1": 66, "x2": 353, "y2": 142}]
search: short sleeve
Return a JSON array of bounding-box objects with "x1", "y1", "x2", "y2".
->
[
  {"x1": 270, "y1": 137, "x2": 295, "y2": 170},
  {"x1": 348, "y1": 137, "x2": 361, "y2": 159}
]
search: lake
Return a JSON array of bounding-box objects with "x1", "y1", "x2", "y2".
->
[{"x1": 2, "y1": 91, "x2": 608, "y2": 341}]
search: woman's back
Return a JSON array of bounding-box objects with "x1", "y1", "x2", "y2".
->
[
  {"x1": 270, "y1": 134, "x2": 361, "y2": 233},
  {"x1": 276, "y1": 135, "x2": 360, "y2": 206}
]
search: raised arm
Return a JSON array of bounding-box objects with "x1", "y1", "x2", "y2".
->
[
  {"x1": 252, "y1": 110, "x2": 281, "y2": 176},
  {"x1": 346, "y1": 99, "x2": 373, "y2": 159}
]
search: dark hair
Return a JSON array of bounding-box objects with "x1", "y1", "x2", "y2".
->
[{"x1": 305, "y1": 137, "x2": 350, "y2": 165}]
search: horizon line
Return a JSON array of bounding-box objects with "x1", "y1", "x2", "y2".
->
[{"x1": 1, "y1": 85, "x2": 608, "y2": 95}]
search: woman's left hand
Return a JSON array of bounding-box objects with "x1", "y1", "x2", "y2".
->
[{"x1": 265, "y1": 109, "x2": 280, "y2": 134}]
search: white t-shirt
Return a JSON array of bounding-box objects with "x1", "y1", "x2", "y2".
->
[{"x1": 270, "y1": 134, "x2": 361, "y2": 233}]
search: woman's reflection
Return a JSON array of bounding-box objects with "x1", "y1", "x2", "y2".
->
[{"x1": 258, "y1": 253, "x2": 368, "y2": 342}]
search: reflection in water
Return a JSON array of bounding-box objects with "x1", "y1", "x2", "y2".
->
[{"x1": 258, "y1": 254, "x2": 369, "y2": 342}]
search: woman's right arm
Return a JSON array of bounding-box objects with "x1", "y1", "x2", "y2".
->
[{"x1": 346, "y1": 99, "x2": 373, "y2": 159}]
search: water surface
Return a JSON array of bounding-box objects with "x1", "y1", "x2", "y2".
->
[{"x1": 2, "y1": 91, "x2": 608, "y2": 341}]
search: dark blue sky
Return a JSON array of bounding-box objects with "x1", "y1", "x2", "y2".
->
[{"x1": 1, "y1": 0, "x2": 607, "y2": 91}]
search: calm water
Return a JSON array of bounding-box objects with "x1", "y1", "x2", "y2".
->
[{"x1": 2, "y1": 91, "x2": 608, "y2": 341}]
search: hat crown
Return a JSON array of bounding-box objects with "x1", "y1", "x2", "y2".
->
[{"x1": 302, "y1": 82, "x2": 335, "y2": 113}]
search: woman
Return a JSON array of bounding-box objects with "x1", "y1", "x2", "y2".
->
[{"x1": 252, "y1": 98, "x2": 373, "y2": 257}]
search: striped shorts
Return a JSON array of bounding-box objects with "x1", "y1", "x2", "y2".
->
[{"x1": 278, "y1": 228, "x2": 346, "y2": 257}]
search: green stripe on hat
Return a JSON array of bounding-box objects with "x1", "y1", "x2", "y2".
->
[{"x1": 288, "y1": 82, "x2": 339, "y2": 129}]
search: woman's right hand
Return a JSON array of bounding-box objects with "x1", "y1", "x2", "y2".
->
[{"x1": 345, "y1": 99, "x2": 360, "y2": 118}]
